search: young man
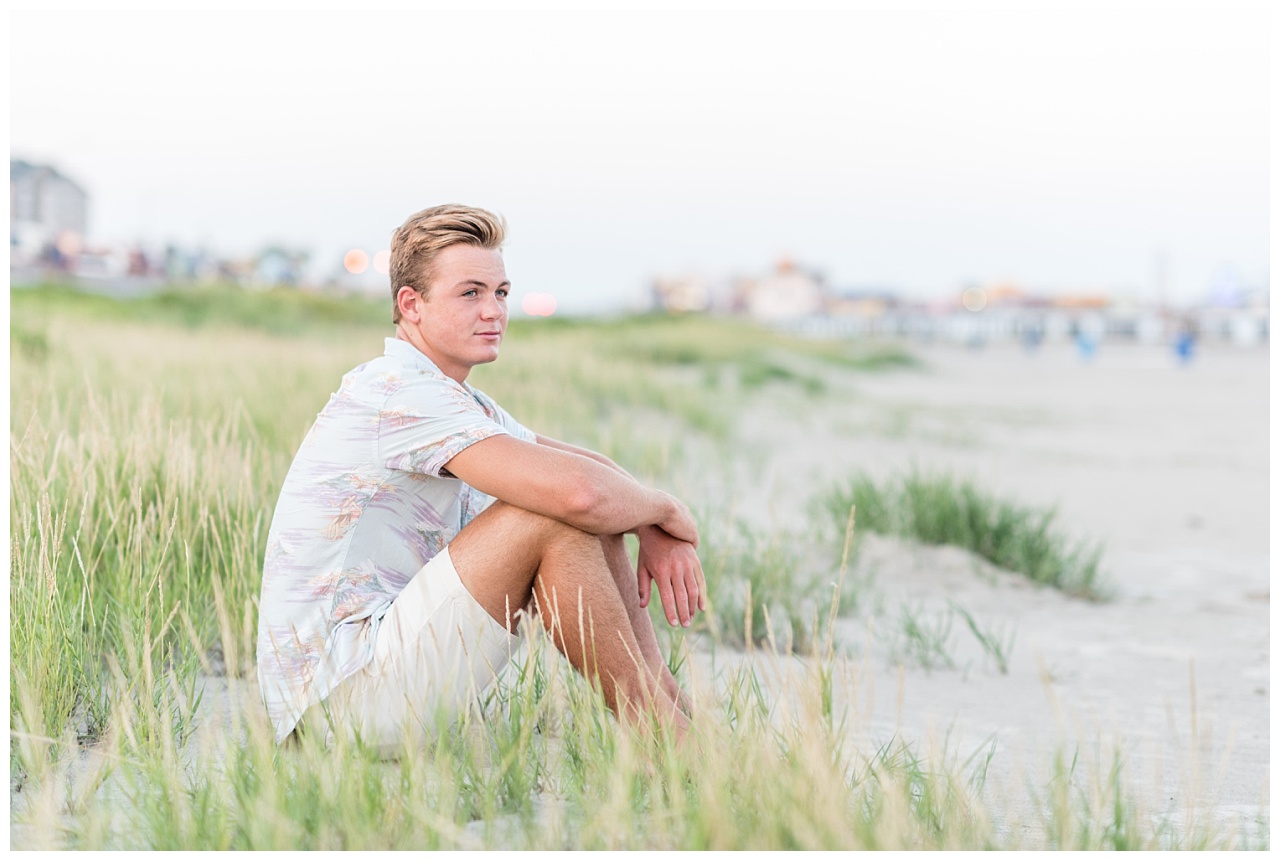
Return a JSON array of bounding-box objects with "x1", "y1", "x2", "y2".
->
[{"x1": 256, "y1": 204, "x2": 705, "y2": 754}]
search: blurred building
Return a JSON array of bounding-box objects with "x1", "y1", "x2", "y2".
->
[
  {"x1": 825, "y1": 285, "x2": 900, "y2": 318},
  {"x1": 251, "y1": 246, "x2": 310, "y2": 287},
  {"x1": 651, "y1": 273, "x2": 713, "y2": 313},
  {"x1": 780, "y1": 275, "x2": 1269, "y2": 348},
  {"x1": 10, "y1": 158, "x2": 88, "y2": 263},
  {"x1": 735, "y1": 257, "x2": 825, "y2": 321}
]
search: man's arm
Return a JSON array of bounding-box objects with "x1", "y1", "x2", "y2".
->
[
  {"x1": 446, "y1": 433, "x2": 705, "y2": 626},
  {"x1": 533, "y1": 433, "x2": 631, "y2": 482},
  {"x1": 443, "y1": 434, "x2": 697, "y2": 544},
  {"x1": 534, "y1": 434, "x2": 708, "y2": 625}
]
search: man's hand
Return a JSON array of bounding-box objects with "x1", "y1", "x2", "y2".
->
[
  {"x1": 653, "y1": 492, "x2": 699, "y2": 548},
  {"x1": 637, "y1": 525, "x2": 706, "y2": 628}
]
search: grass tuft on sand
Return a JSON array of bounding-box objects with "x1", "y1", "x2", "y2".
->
[{"x1": 822, "y1": 470, "x2": 1106, "y2": 599}]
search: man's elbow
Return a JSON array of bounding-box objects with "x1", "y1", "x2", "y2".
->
[
  {"x1": 555, "y1": 475, "x2": 619, "y2": 529},
  {"x1": 560, "y1": 479, "x2": 605, "y2": 528}
]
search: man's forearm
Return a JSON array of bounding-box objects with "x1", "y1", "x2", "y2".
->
[
  {"x1": 536, "y1": 435, "x2": 675, "y2": 537},
  {"x1": 535, "y1": 434, "x2": 631, "y2": 478},
  {"x1": 556, "y1": 451, "x2": 677, "y2": 536},
  {"x1": 445, "y1": 435, "x2": 692, "y2": 541},
  {"x1": 534, "y1": 435, "x2": 698, "y2": 542}
]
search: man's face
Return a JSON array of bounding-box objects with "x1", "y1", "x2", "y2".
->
[{"x1": 408, "y1": 244, "x2": 510, "y2": 382}]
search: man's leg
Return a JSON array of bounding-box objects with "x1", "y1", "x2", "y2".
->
[
  {"x1": 598, "y1": 533, "x2": 694, "y2": 715},
  {"x1": 447, "y1": 501, "x2": 690, "y2": 739}
]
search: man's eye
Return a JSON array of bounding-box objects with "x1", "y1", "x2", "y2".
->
[
  {"x1": 496, "y1": 289, "x2": 509, "y2": 298},
  {"x1": 463, "y1": 289, "x2": 477, "y2": 297}
]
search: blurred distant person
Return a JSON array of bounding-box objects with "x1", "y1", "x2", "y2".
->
[
  {"x1": 256, "y1": 204, "x2": 704, "y2": 757},
  {"x1": 1173, "y1": 318, "x2": 1197, "y2": 365},
  {"x1": 1074, "y1": 330, "x2": 1096, "y2": 362},
  {"x1": 127, "y1": 248, "x2": 149, "y2": 277},
  {"x1": 1021, "y1": 320, "x2": 1044, "y2": 353}
]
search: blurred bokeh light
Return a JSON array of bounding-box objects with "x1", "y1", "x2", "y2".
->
[
  {"x1": 961, "y1": 287, "x2": 988, "y2": 312},
  {"x1": 522, "y1": 292, "x2": 557, "y2": 317},
  {"x1": 343, "y1": 249, "x2": 369, "y2": 275}
]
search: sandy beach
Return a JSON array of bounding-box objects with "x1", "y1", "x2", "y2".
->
[{"x1": 689, "y1": 340, "x2": 1269, "y2": 837}]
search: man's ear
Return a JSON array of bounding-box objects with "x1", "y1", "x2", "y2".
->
[{"x1": 396, "y1": 286, "x2": 422, "y2": 321}]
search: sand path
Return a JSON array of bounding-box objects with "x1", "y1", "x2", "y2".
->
[{"x1": 684, "y1": 340, "x2": 1268, "y2": 837}]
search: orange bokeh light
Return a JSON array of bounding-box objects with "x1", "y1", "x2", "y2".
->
[
  {"x1": 344, "y1": 249, "x2": 369, "y2": 275},
  {"x1": 373, "y1": 250, "x2": 391, "y2": 275}
]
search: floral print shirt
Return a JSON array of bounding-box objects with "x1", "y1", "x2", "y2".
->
[{"x1": 256, "y1": 338, "x2": 535, "y2": 742}]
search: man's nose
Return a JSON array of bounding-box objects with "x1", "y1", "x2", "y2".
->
[{"x1": 481, "y1": 294, "x2": 504, "y2": 319}]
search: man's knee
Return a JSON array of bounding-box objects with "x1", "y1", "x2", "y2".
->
[{"x1": 476, "y1": 500, "x2": 596, "y2": 548}]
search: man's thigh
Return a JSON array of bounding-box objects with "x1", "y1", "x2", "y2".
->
[
  {"x1": 446, "y1": 500, "x2": 566, "y2": 629},
  {"x1": 448, "y1": 501, "x2": 626, "y2": 638}
]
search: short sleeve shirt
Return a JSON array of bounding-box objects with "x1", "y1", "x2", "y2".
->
[{"x1": 256, "y1": 337, "x2": 535, "y2": 742}]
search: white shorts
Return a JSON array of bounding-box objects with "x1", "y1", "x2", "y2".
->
[{"x1": 300, "y1": 546, "x2": 520, "y2": 756}]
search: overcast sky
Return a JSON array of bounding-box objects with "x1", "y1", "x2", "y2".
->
[{"x1": 11, "y1": 7, "x2": 1270, "y2": 311}]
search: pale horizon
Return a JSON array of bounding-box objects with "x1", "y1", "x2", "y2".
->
[{"x1": 10, "y1": 8, "x2": 1269, "y2": 312}]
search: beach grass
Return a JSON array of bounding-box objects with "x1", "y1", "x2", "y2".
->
[
  {"x1": 692, "y1": 518, "x2": 853, "y2": 653},
  {"x1": 890, "y1": 603, "x2": 958, "y2": 671},
  {"x1": 9, "y1": 283, "x2": 1251, "y2": 849},
  {"x1": 822, "y1": 470, "x2": 1106, "y2": 599},
  {"x1": 949, "y1": 601, "x2": 1016, "y2": 674},
  {"x1": 14, "y1": 601, "x2": 1250, "y2": 851}
]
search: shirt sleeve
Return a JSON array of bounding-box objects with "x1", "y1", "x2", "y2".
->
[
  {"x1": 469, "y1": 387, "x2": 537, "y2": 443},
  {"x1": 377, "y1": 375, "x2": 511, "y2": 477}
]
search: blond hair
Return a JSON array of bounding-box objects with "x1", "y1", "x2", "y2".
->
[{"x1": 388, "y1": 204, "x2": 507, "y2": 323}]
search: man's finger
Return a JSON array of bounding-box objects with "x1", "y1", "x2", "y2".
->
[
  {"x1": 674, "y1": 577, "x2": 691, "y2": 627},
  {"x1": 639, "y1": 568, "x2": 651, "y2": 608},
  {"x1": 657, "y1": 576, "x2": 678, "y2": 626},
  {"x1": 685, "y1": 567, "x2": 701, "y2": 616},
  {"x1": 694, "y1": 561, "x2": 707, "y2": 611}
]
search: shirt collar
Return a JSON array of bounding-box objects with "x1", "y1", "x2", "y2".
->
[
  {"x1": 384, "y1": 337, "x2": 440, "y2": 373},
  {"x1": 383, "y1": 337, "x2": 474, "y2": 392}
]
